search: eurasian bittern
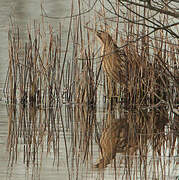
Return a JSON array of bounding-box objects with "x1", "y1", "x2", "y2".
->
[{"x1": 95, "y1": 30, "x2": 127, "y2": 85}]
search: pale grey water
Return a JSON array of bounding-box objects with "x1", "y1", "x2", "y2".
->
[
  {"x1": 0, "y1": 1, "x2": 179, "y2": 180},
  {"x1": 0, "y1": 1, "x2": 89, "y2": 180}
]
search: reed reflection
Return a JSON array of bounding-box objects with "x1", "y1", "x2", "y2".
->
[
  {"x1": 7, "y1": 104, "x2": 66, "y2": 168},
  {"x1": 73, "y1": 104, "x2": 97, "y2": 166},
  {"x1": 6, "y1": 100, "x2": 179, "y2": 179}
]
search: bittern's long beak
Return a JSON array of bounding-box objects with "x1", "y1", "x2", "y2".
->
[
  {"x1": 84, "y1": 26, "x2": 103, "y2": 42},
  {"x1": 84, "y1": 26, "x2": 104, "y2": 45}
]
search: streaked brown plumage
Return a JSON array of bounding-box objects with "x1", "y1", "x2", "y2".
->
[{"x1": 95, "y1": 30, "x2": 127, "y2": 85}]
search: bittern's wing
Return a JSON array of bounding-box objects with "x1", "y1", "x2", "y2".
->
[{"x1": 102, "y1": 45, "x2": 127, "y2": 84}]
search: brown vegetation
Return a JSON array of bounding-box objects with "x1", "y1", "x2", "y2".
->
[{"x1": 4, "y1": 0, "x2": 179, "y2": 179}]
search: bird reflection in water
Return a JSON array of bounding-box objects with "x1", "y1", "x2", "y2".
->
[{"x1": 95, "y1": 109, "x2": 169, "y2": 168}]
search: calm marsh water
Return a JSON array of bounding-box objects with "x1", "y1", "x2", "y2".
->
[{"x1": 0, "y1": 1, "x2": 179, "y2": 180}]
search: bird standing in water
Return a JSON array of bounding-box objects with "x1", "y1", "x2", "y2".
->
[{"x1": 95, "y1": 30, "x2": 128, "y2": 85}]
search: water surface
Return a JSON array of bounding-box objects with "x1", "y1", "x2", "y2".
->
[{"x1": 0, "y1": 1, "x2": 179, "y2": 180}]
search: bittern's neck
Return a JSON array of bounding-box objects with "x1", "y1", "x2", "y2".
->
[{"x1": 101, "y1": 39, "x2": 114, "y2": 55}]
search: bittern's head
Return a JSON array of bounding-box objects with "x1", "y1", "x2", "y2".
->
[
  {"x1": 84, "y1": 26, "x2": 114, "y2": 46},
  {"x1": 95, "y1": 30, "x2": 113, "y2": 45}
]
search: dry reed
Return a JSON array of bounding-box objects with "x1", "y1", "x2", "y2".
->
[{"x1": 4, "y1": 0, "x2": 179, "y2": 179}]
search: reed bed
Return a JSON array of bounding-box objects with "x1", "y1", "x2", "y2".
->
[
  {"x1": 4, "y1": 0, "x2": 179, "y2": 179},
  {"x1": 5, "y1": 23, "x2": 98, "y2": 108},
  {"x1": 6, "y1": 23, "x2": 59, "y2": 107},
  {"x1": 98, "y1": 9, "x2": 178, "y2": 110},
  {"x1": 5, "y1": 3, "x2": 178, "y2": 109}
]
